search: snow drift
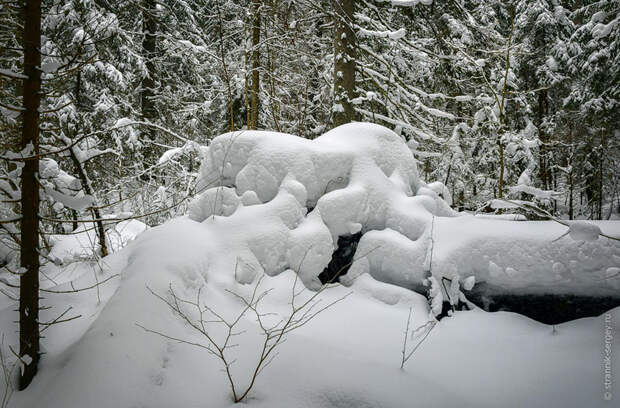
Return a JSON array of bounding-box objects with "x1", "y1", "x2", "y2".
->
[
  {"x1": 3, "y1": 123, "x2": 619, "y2": 408},
  {"x1": 192, "y1": 122, "x2": 620, "y2": 297}
]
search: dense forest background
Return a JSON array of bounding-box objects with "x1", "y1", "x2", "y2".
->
[
  {"x1": 2, "y1": 0, "x2": 619, "y2": 228},
  {"x1": 0, "y1": 0, "x2": 619, "y2": 391}
]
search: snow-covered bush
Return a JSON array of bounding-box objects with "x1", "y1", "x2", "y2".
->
[{"x1": 141, "y1": 273, "x2": 349, "y2": 403}]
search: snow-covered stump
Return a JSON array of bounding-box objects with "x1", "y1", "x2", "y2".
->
[{"x1": 188, "y1": 123, "x2": 620, "y2": 324}]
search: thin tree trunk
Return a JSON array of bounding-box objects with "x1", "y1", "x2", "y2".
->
[
  {"x1": 73, "y1": 71, "x2": 108, "y2": 256},
  {"x1": 498, "y1": 142, "x2": 505, "y2": 200},
  {"x1": 244, "y1": 16, "x2": 251, "y2": 129},
  {"x1": 72, "y1": 209, "x2": 79, "y2": 231},
  {"x1": 569, "y1": 170, "x2": 574, "y2": 220},
  {"x1": 68, "y1": 153, "x2": 109, "y2": 257},
  {"x1": 496, "y1": 5, "x2": 514, "y2": 202},
  {"x1": 141, "y1": 0, "x2": 157, "y2": 143},
  {"x1": 332, "y1": 0, "x2": 357, "y2": 127},
  {"x1": 266, "y1": 35, "x2": 281, "y2": 132},
  {"x1": 568, "y1": 128, "x2": 574, "y2": 220},
  {"x1": 215, "y1": 0, "x2": 234, "y2": 131},
  {"x1": 444, "y1": 157, "x2": 452, "y2": 186},
  {"x1": 19, "y1": 0, "x2": 42, "y2": 390},
  {"x1": 537, "y1": 90, "x2": 548, "y2": 190},
  {"x1": 250, "y1": 0, "x2": 261, "y2": 129},
  {"x1": 552, "y1": 166, "x2": 557, "y2": 213},
  {"x1": 598, "y1": 131, "x2": 604, "y2": 220}
]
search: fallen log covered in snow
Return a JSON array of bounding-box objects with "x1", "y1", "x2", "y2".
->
[{"x1": 191, "y1": 123, "x2": 620, "y2": 323}]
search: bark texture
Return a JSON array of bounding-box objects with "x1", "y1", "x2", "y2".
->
[
  {"x1": 19, "y1": 0, "x2": 42, "y2": 390},
  {"x1": 332, "y1": 0, "x2": 357, "y2": 127},
  {"x1": 250, "y1": 0, "x2": 261, "y2": 129}
]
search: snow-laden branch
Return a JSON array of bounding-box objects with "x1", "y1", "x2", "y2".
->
[{"x1": 390, "y1": 0, "x2": 433, "y2": 6}]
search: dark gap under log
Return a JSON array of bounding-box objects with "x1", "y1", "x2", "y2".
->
[
  {"x1": 464, "y1": 283, "x2": 620, "y2": 325},
  {"x1": 319, "y1": 232, "x2": 362, "y2": 284}
]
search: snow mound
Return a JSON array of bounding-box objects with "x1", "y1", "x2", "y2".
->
[
  {"x1": 190, "y1": 123, "x2": 619, "y2": 297},
  {"x1": 195, "y1": 123, "x2": 424, "y2": 208},
  {"x1": 342, "y1": 228, "x2": 429, "y2": 289},
  {"x1": 567, "y1": 221, "x2": 602, "y2": 242},
  {"x1": 428, "y1": 217, "x2": 620, "y2": 296},
  {"x1": 189, "y1": 123, "x2": 455, "y2": 287}
]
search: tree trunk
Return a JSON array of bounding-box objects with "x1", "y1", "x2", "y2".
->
[
  {"x1": 244, "y1": 25, "x2": 251, "y2": 129},
  {"x1": 215, "y1": 0, "x2": 234, "y2": 132},
  {"x1": 19, "y1": 0, "x2": 42, "y2": 390},
  {"x1": 537, "y1": 90, "x2": 548, "y2": 190},
  {"x1": 332, "y1": 0, "x2": 357, "y2": 127},
  {"x1": 552, "y1": 167, "x2": 557, "y2": 213},
  {"x1": 68, "y1": 153, "x2": 108, "y2": 257},
  {"x1": 73, "y1": 71, "x2": 108, "y2": 257},
  {"x1": 498, "y1": 141, "x2": 505, "y2": 200},
  {"x1": 568, "y1": 128, "x2": 574, "y2": 220},
  {"x1": 444, "y1": 163, "x2": 452, "y2": 186},
  {"x1": 141, "y1": 0, "x2": 157, "y2": 143},
  {"x1": 569, "y1": 170, "x2": 574, "y2": 220},
  {"x1": 598, "y1": 132, "x2": 604, "y2": 220},
  {"x1": 250, "y1": 0, "x2": 261, "y2": 129},
  {"x1": 496, "y1": 5, "x2": 514, "y2": 204}
]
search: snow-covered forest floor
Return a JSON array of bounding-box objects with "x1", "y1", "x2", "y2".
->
[
  {"x1": 2, "y1": 0, "x2": 620, "y2": 406},
  {"x1": 3, "y1": 216, "x2": 619, "y2": 408},
  {"x1": 2, "y1": 123, "x2": 619, "y2": 408}
]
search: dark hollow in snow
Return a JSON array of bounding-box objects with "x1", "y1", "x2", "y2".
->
[
  {"x1": 466, "y1": 284, "x2": 620, "y2": 325},
  {"x1": 436, "y1": 300, "x2": 471, "y2": 320},
  {"x1": 319, "y1": 232, "x2": 362, "y2": 284}
]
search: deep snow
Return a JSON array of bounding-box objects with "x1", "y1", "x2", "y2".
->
[
  {"x1": 5, "y1": 217, "x2": 619, "y2": 408},
  {"x1": 1, "y1": 123, "x2": 619, "y2": 408}
]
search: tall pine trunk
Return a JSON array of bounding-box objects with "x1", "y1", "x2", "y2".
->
[
  {"x1": 250, "y1": 0, "x2": 261, "y2": 129},
  {"x1": 19, "y1": 0, "x2": 42, "y2": 390},
  {"x1": 332, "y1": 0, "x2": 357, "y2": 127},
  {"x1": 141, "y1": 0, "x2": 157, "y2": 144}
]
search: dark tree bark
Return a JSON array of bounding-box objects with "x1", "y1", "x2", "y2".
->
[
  {"x1": 250, "y1": 0, "x2": 261, "y2": 129},
  {"x1": 496, "y1": 4, "x2": 515, "y2": 204},
  {"x1": 141, "y1": 0, "x2": 157, "y2": 143},
  {"x1": 598, "y1": 131, "x2": 605, "y2": 220},
  {"x1": 215, "y1": 0, "x2": 235, "y2": 132},
  {"x1": 66, "y1": 155, "x2": 108, "y2": 257},
  {"x1": 568, "y1": 128, "x2": 574, "y2": 220},
  {"x1": 332, "y1": 0, "x2": 357, "y2": 127},
  {"x1": 537, "y1": 90, "x2": 549, "y2": 190},
  {"x1": 19, "y1": 0, "x2": 42, "y2": 390}
]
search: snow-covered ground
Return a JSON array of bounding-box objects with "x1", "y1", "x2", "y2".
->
[
  {"x1": 4, "y1": 216, "x2": 619, "y2": 408},
  {"x1": 2, "y1": 123, "x2": 619, "y2": 407}
]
